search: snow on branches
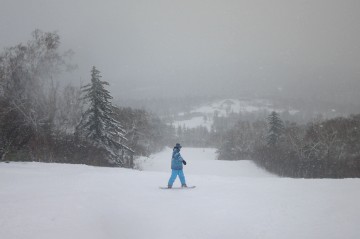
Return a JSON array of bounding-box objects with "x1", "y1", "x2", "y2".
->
[{"x1": 76, "y1": 66, "x2": 133, "y2": 166}]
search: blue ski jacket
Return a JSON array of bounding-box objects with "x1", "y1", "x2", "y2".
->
[{"x1": 171, "y1": 148, "x2": 184, "y2": 170}]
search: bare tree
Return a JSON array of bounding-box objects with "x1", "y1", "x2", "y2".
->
[{"x1": 0, "y1": 29, "x2": 74, "y2": 161}]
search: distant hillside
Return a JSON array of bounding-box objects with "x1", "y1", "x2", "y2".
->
[{"x1": 170, "y1": 98, "x2": 299, "y2": 130}]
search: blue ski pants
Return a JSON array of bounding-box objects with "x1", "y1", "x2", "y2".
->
[{"x1": 168, "y1": 170, "x2": 186, "y2": 186}]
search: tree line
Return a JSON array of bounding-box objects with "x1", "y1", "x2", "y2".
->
[
  {"x1": 217, "y1": 111, "x2": 360, "y2": 178},
  {"x1": 0, "y1": 30, "x2": 171, "y2": 167}
]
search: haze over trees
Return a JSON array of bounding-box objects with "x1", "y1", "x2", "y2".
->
[
  {"x1": 216, "y1": 111, "x2": 360, "y2": 178},
  {"x1": 1, "y1": 29, "x2": 359, "y2": 178},
  {"x1": 0, "y1": 30, "x2": 170, "y2": 167},
  {"x1": 0, "y1": 29, "x2": 72, "y2": 162}
]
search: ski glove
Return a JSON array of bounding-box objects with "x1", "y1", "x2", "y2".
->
[{"x1": 182, "y1": 160, "x2": 187, "y2": 165}]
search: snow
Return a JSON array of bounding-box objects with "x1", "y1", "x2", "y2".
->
[
  {"x1": 138, "y1": 147, "x2": 274, "y2": 178},
  {"x1": 192, "y1": 99, "x2": 275, "y2": 116},
  {"x1": 1, "y1": 148, "x2": 360, "y2": 239}
]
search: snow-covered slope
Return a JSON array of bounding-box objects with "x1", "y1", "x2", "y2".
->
[
  {"x1": 1, "y1": 148, "x2": 360, "y2": 239},
  {"x1": 191, "y1": 98, "x2": 276, "y2": 116},
  {"x1": 138, "y1": 147, "x2": 274, "y2": 178}
]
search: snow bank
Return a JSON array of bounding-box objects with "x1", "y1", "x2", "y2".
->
[{"x1": 1, "y1": 148, "x2": 360, "y2": 239}]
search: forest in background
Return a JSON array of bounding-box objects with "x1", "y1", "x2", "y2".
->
[{"x1": 1, "y1": 30, "x2": 360, "y2": 178}]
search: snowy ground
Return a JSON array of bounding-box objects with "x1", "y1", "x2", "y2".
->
[
  {"x1": 1, "y1": 148, "x2": 360, "y2": 239},
  {"x1": 138, "y1": 147, "x2": 274, "y2": 178}
]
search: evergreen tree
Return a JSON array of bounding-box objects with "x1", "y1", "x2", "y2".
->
[
  {"x1": 76, "y1": 66, "x2": 131, "y2": 166},
  {"x1": 217, "y1": 131, "x2": 236, "y2": 160},
  {"x1": 266, "y1": 111, "x2": 284, "y2": 147}
]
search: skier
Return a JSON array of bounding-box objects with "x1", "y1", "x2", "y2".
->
[{"x1": 168, "y1": 143, "x2": 187, "y2": 188}]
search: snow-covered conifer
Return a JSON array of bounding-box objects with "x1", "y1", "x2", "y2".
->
[{"x1": 76, "y1": 66, "x2": 131, "y2": 165}]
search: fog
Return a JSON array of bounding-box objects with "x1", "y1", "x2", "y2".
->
[{"x1": 1, "y1": 0, "x2": 360, "y2": 103}]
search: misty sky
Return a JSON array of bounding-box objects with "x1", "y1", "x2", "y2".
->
[{"x1": 1, "y1": 0, "x2": 360, "y2": 100}]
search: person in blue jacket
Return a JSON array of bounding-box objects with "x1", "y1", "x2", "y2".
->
[{"x1": 168, "y1": 143, "x2": 187, "y2": 188}]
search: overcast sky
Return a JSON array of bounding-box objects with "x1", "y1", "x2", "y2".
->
[{"x1": 1, "y1": 0, "x2": 359, "y2": 100}]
